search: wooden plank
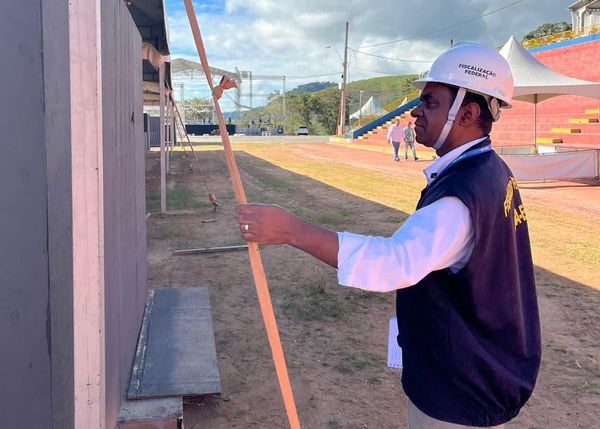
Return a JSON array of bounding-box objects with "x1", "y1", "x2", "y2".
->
[
  {"x1": 69, "y1": 0, "x2": 105, "y2": 426},
  {"x1": 127, "y1": 287, "x2": 221, "y2": 399},
  {"x1": 160, "y1": 63, "x2": 166, "y2": 214}
]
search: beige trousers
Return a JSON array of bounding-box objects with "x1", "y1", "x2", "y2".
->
[{"x1": 407, "y1": 398, "x2": 506, "y2": 429}]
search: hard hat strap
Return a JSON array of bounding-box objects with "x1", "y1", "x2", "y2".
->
[{"x1": 433, "y1": 87, "x2": 466, "y2": 151}]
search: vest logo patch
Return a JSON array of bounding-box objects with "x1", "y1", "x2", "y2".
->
[{"x1": 504, "y1": 176, "x2": 527, "y2": 229}]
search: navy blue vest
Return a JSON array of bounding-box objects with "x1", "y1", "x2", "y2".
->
[{"x1": 396, "y1": 140, "x2": 541, "y2": 426}]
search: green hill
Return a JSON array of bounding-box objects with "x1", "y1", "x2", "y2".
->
[
  {"x1": 239, "y1": 74, "x2": 419, "y2": 135},
  {"x1": 289, "y1": 81, "x2": 337, "y2": 94}
]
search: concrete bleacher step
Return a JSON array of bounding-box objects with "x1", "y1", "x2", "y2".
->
[
  {"x1": 550, "y1": 132, "x2": 600, "y2": 145},
  {"x1": 551, "y1": 127, "x2": 581, "y2": 134},
  {"x1": 119, "y1": 287, "x2": 221, "y2": 428},
  {"x1": 536, "y1": 137, "x2": 563, "y2": 144},
  {"x1": 557, "y1": 123, "x2": 599, "y2": 133},
  {"x1": 568, "y1": 118, "x2": 599, "y2": 124}
]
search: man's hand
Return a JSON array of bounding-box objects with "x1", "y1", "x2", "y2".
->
[
  {"x1": 237, "y1": 203, "x2": 297, "y2": 245},
  {"x1": 236, "y1": 203, "x2": 339, "y2": 268}
]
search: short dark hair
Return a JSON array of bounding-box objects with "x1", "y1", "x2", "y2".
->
[{"x1": 448, "y1": 86, "x2": 493, "y2": 135}]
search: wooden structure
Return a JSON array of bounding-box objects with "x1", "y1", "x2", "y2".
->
[{"x1": 1, "y1": 1, "x2": 220, "y2": 428}]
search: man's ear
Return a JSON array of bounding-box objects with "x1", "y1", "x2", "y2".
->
[{"x1": 458, "y1": 102, "x2": 481, "y2": 127}]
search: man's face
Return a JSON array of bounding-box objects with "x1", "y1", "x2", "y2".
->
[{"x1": 411, "y1": 83, "x2": 453, "y2": 148}]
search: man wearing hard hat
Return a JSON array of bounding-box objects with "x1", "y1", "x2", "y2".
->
[{"x1": 237, "y1": 42, "x2": 541, "y2": 428}]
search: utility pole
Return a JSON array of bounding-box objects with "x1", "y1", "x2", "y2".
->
[
  {"x1": 359, "y1": 90, "x2": 364, "y2": 125},
  {"x1": 338, "y1": 21, "x2": 349, "y2": 136},
  {"x1": 249, "y1": 71, "x2": 253, "y2": 109},
  {"x1": 282, "y1": 75, "x2": 287, "y2": 134},
  {"x1": 179, "y1": 82, "x2": 186, "y2": 125},
  {"x1": 235, "y1": 67, "x2": 242, "y2": 129}
]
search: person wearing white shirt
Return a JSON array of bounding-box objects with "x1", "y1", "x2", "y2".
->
[
  {"x1": 387, "y1": 118, "x2": 403, "y2": 161},
  {"x1": 236, "y1": 42, "x2": 540, "y2": 429}
]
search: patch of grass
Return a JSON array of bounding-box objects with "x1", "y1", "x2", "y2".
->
[
  {"x1": 333, "y1": 347, "x2": 379, "y2": 374},
  {"x1": 281, "y1": 277, "x2": 356, "y2": 321},
  {"x1": 166, "y1": 185, "x2": 205, "y2": 210},
  {"x1": 308, "y1": 210, "x2": 351, "y2": 228},
  {"x1": 148, "y1": 223, "x2": 184, "y2": 240},
  {"x1": 146, "y1": 189, "x2": 161, "y2": 212},
  {"x1": 575, "y1": 379, "x2": 600, "y2": 394},
  {"x1": 146, "y1": 185, "x2": 212, "y2": 212},
  {"x1": 565, "y1": 240, "x2": 600, "y2": 266}
]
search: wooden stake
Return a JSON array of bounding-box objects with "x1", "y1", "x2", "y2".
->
[{"x1": 182, "y1": 2, "x2": 301, "y2": 428}]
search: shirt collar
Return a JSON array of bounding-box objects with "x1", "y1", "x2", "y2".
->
[{"x1": 423, "y1": 137, "x2": 488, "y2": 185}]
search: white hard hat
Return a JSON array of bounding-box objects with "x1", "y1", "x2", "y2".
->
[{"x1": 413, "y1": 42, "x2": 513, "y2": 109}]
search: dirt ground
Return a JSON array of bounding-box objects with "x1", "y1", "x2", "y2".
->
[{"x1": 146, "y1": 142, "x2": 600, "y2": 429}]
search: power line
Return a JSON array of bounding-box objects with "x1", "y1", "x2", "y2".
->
[
  {"x1": 349, "y1": 48, "x2": 434, "y2": 63},
  {"x1": 252, "y1": 72, "x2": 343, "y2": 80},
  {"x1": 359, "y1": 0, "x2": 528, "y2": 49},
  {"x1": 349, "y1": 65, "x2": 409, "y2": 75}
]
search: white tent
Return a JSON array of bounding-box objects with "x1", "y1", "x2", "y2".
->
[
  {"x1": 500, "y1": 35, "x2": 600, "y2": 102},
  {"x1": 350, "y1": 96, "x2": 386, "y2": 120},
  {"x1": 499, "y1": 35, "x2": 600, "y2": 149}
]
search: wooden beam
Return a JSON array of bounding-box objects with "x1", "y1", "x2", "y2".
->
[
  {"x1": 159, "y1": 62, "x2": 166, "y2": 214},
  {"x1": 69, "y1": 0, "x2": 106, "y2": 426}
]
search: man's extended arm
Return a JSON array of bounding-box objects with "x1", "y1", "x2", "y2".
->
[{"x1": 237, "y1": 203, "x2": 339, "y2": 268}]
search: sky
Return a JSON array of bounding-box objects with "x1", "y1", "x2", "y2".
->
[{"x1": 164, "y1": 0, "x2": 572, "y2": 112}]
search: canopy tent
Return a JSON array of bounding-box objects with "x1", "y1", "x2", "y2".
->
[
  {"x1": 350, "y1": 96, "x2": 386, "y2": 120},
  {"x1": 499, "y1": 35, "x2": 600, "y2": 150}
]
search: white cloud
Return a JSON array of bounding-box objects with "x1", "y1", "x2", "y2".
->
[{"x1": 166, "y1": 0, "x2": 572, "y2": 109}]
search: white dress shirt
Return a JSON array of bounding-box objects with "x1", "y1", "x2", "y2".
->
[
  {"x1": 337, "y1": 138, "x2": 488, "y2": 292},
  {"x1": 387, "y1": 124, "x2": 404, "y2": 142}
]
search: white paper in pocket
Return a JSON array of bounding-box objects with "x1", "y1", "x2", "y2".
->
[{"x1": 387, "y1": 316, "x2": 403, "y2": 369}]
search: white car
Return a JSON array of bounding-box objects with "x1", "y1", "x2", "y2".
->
[{"x1": 296, "y1": 126, "x2": 308, "y2": 135}]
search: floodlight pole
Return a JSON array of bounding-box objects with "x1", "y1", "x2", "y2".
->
[
  {"x1": 338, "y1": 21, "x2": 349, "y2": 136},
  {"x1": 282, "y1": 75, "x2": 287, "y2": 134},
  {"x1": 178, "y1": 82, "x2": 186, "y2": 125}
]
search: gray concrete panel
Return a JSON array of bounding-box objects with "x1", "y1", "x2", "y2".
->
[
  {"x1": 102, "y1": 0, "x2": 147, "y2": 425},
  {"x1": 42, "y1": 1, "x2": 75, "y2": 427},
  {"x1": 0, "y1": 1, "x2": 52, "y2": 427}
]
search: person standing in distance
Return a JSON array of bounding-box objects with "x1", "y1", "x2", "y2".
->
[
  {"x1": 403, "y1": 121, "x2": 419, "y2": 160},
  {"x1": 387, "y1": 118, "x2": 403, "y2": 161},
  {"x1": 236, "y1": 42, "x2": 541, "y2": 428}
]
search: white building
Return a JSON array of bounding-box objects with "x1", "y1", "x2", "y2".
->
[{"x1": 569, "y1": 0, "x2": 600, "y2": 34}]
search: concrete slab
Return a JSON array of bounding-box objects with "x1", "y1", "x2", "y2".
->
[
  {"x1": 117, "y1": 396, "x2": 182, "y2": 429},
  {"x1": 127, "y1": 287, "x2": 221, "y2": 399}
]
